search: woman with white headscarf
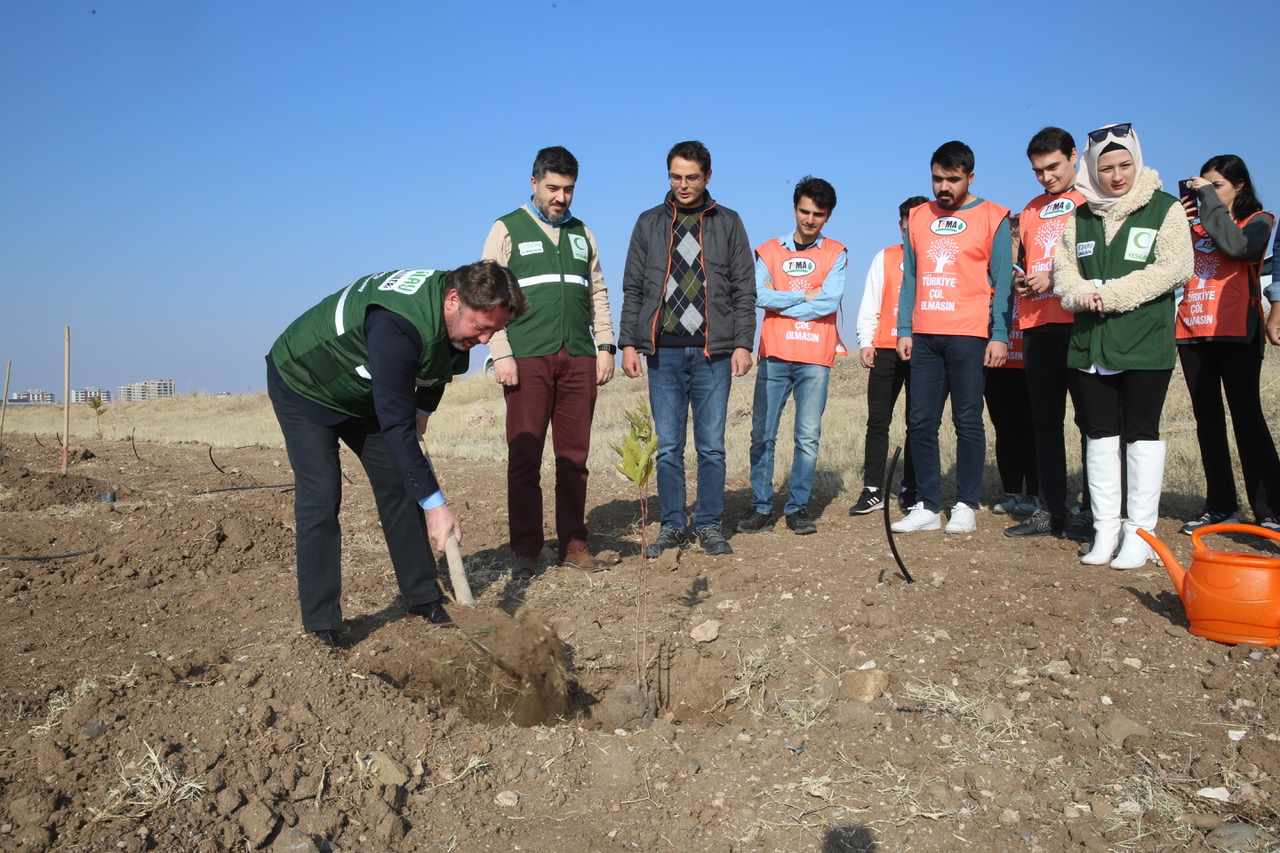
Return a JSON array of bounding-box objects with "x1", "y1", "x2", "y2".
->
[{"x1": 1053, "y1": 123, "x2": 1193, "y2": 569}]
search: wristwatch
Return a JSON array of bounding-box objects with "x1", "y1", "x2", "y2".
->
[{"x1": 597, "y1": 344, "x2": 617, "y2": 354}]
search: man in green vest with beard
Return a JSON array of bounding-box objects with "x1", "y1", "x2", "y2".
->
[
  {"x1": 483, "y1": 146, "x2": 617, "y2": 580},
  {"x1": 267, "y1": 261, "x2": 527, "y2": 647}
]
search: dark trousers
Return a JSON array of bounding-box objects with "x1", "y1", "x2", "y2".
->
[
  {"x1": 1074, "y1": 369, "x2": 1172, "y2": 441},
  {"x1": 1023, "y1": 323, "x2": 1089, "y2": 518},
  {"x1": 862, "y1": 347, "x2": 915, "y2": 492},
  {"x1": 505, "y1": 347, "x2": 598, "y2": 558},
  {"x1": 983, "y1": 367, "x2": 1038, "y2": 496},
  {"x1": 907, "y1": 334, "x2": 988, "y2": 511},
  {"x1": 1179, "y1": 341, "x2": 1280, "y2": 519},
  {"x1": 269, "y1": 382, "x2": 439, "y2": 633}
]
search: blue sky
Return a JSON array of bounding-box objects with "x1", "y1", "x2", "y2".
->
[{"x1": 4, "y1": 0, "x2": 1279, "y2": 397}]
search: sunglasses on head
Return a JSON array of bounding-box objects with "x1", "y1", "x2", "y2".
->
[{"x1": 1087, "y1": 123, "x2": 1132, "y2": 144}]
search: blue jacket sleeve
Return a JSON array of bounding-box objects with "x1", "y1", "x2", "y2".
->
[
  {"x1": 755, "y1": 253, "x2": 806, "y2": 311},
  {"x1": 897, "y1": 239, "x2": 918, "y2": 337},
  {"x1": 988, "y1": 217, "x2": 1013, "y2": 343},
  {"x1": 782, "y1": 249, "x2": 846, "y2": 321}
]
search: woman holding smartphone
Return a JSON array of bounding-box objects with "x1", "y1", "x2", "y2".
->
[
  {"x1": 1053, "y1": 123, "x2": 1193, "y2": 569},
  {"x1": 1174, "y1": 155, "x2": 1280, "y2": 533}
]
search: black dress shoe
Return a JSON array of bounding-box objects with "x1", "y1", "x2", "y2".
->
[
  {"x1": 313, "y1": 629, "x2": 341, "y2": 648},
  {"x1": 406, "y1": 599, "x2": 454, "y2": 626},
  {"x1": 511, "y1": 555, "x2": 537, "y2": 580}
]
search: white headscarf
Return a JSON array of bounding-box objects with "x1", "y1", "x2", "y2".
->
[{"x1": 1077, "y1": 123, "x2": 1145, "y2": 214}]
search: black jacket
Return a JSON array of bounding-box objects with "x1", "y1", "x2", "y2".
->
[{"x1": 618, "y1": 191, "x2": 756, "y2": 355}]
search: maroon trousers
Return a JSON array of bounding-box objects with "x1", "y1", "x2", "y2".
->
[{"x1": 505, "y1": 347, "x2": 598, "y2": 558}]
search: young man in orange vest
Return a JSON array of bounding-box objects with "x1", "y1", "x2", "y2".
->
[
  {"x1": 893, "y1": 141, "x2": 1013, "y2": 534},
  {"x1": 849, "y1": 196, "x2": 928, "y2": 516},
  {"x1": 1004, "y1": 127, "x2": 1092, "y2": 540},
  {"x1": 737, "y1": 177, "x2": 846, "y2": 535}
]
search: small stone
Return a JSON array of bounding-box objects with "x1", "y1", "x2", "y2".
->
[
  {"x1": 358, "y1": 751, "x2": 409, "y2": 787},
  {"x1": 687, "y1": 760, "x2": 701, "y2": 775},
  {"x1": 1122, "y1": 658, "x2": 1142, "y2": 670},
  {"x1": 653, "y1": 547, "x2": 681, "y2": 572},
  {"x1": 998, "y1": 808, "x2": 1020, "y2": 825},
  {"x1": 270, "y1": 826, "x2": 320, "y2": 853},
  {"x1": 690, "y1": 620, "x2": 720, "y2": 643},
  {"x1": 1097, "y1": 713, "x2": 1151, "y2": 746},
  {"x1": 237, "y1": 799, "x2": 278, "y2": 847},
  {"x1": 1206, "y1": 823, "x2": 1271, "y2": 849},
  {"x1": 839, "y1": 670, "x2": 889, "y2": 704},
  {"x1": 495, "y1": 790, "x2": 519, "y2": 807}
]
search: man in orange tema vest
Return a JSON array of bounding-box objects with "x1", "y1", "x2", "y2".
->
[
  {"x1": 849, "y1": 195, "x2": 929, "y2": 516},
  {"x1": 1004, "y1": 127, "x2": 1092, "y2": 540},
  {"x1": 737, "y1": 177, "x2": 846, "y2": 536},
  {"x1": 893, "y1": 141, "x2": 1014, "y2": 534}
]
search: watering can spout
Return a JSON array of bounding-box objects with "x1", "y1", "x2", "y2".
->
[{"x1": 1137, "y1": 528, "x2": 1185, "y2": 595}]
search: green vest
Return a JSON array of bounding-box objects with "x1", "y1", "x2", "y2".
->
[
  {"x1": 270, "y1": 269, "x2": 466, "y2": 417},
  {"x1": 1068, "y1": 192, "x2": 1178, "y2": 371},
  {"x1": 499, "y1": 208, "x2": 597, "y2": 358}
]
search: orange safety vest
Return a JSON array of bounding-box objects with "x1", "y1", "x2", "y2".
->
[
  {"x1": 1017, "y1": 189, "x2": 1083, "y2": 329},
  {"x1": 873, "y1": 244, "x2": 905, "y2": 349},
  {"x1": 1175, "y1": 210, "x2": 1274, "y2": 340},
  {"x1": 756, "y1": 237, "x2": 846, "y2": 367},
  {"x1": 907, "y1": 199, "x2": 1010, "y2": 337}
]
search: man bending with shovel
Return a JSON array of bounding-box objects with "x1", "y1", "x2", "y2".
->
[{"x1": 267, "y1": 262, "x2": 528, "y2": 648}]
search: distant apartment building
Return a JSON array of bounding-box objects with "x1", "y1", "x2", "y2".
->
[
  {"x1": 71, "y1": 387, "x2": 113, "y2": 405},
  {"x1": 8, "y1": 389, "x2": 56, "y2": 404},
  {"x1": 116, "y1": 379, "x2": 176, "y2": 402}
]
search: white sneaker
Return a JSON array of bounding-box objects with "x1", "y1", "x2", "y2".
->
[
  {"x1": 945, "y1": 502, "x2": 977, "y2": 534},
  {"x1": 891, "y1": 503, "x2": 941, "y2": 532}
]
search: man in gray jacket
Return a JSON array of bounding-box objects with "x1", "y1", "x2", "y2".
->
[{"x1": 619, "y1": 140, "x2": 756, "y2": 557}]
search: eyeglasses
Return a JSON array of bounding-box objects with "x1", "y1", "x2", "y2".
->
[
  {"x1": 1087, "y1": 123, "x2": 1132, "y2": 144},
  {"x1": 669, "y1": 172, "x2": 706, "y2": 185}
]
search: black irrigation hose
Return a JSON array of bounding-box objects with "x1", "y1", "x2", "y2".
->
[
  {"x1": 882, "y1": 446, "x2": 914, "y2": 584},
  {"x1": 33, "y1": 433, "x2": 45, "y2": 448},
  {"x1": 193, "y1": 483, "x2": 294, "y2": 495},
  {"x1": 0, "y1": 546, "x2": 99, "y2": 562},
  {"x1": 208, "y1": 446, "x2": 226, "y2": 474},
  {"x1": 130, "y1": 428, "x2": 140, "y2": 461}
]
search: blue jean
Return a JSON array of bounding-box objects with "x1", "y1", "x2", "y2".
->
[
  {"x1": 748, "y1": 357, "x2": 830, "y2": 515},
  {"x1": 906, "y1": 334, "x2": 988, "y2": 512},
  {"x1": 647, "y1": 348, "x2": 732, "y2": 530}
]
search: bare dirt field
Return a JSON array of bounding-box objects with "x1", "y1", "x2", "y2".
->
[{"x1": 1, "y1": 422, "x2": 1278, "y2": 852}]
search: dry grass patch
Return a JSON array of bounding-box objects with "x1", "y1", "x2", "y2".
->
[{"x1": 89, "y1": 741, "x2": 205, "y2": 822}]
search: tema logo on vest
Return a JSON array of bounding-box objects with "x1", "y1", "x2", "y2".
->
[
  {"x1": 1039, "y1": 199, "x2": 1075, "y2": 219},
  {"x1": 378, "y1": 269, "x2": 433, "y2": 295},
  {"x1": 782, "y1": 258, "x2": 816, "y2": 277},
  {"x1": 930, "y1": 217, "x2": 967, "y2": 235}
]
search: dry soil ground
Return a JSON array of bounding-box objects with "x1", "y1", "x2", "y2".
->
[{"x1": 1, "y1": 431, "x2": 1278, "y2": 853}]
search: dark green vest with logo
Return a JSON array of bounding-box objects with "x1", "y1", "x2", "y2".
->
[
  {"x1": 1068, "y1": 192, "x2": 1178, "y2": 371},
  {"x1": 270, "y1": 269, "x2": 466, "y2": 417},
  {"x1": 500, "y1": 208, "x2": 596, "y2": 358}
]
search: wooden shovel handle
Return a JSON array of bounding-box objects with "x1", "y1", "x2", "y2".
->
[{"x1": 444, "y1": 535, "x2": 475, "y2": 608}]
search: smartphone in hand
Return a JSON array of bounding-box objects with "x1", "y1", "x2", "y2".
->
[{"x1": 1178, "y1": 178, "x2": 1195, "y2": 199}]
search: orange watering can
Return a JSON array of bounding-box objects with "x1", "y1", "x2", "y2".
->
[{"x1": 1138, "y1": 523, "x2": 1280, "y2": 646}]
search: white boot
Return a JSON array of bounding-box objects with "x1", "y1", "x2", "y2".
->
[
  {"x1": 1111, "y1": 440, "x2": 1166, "y2": 570},
  {"x1": 1081, "y1": 436, "x2": 1122, "y2": 565}
]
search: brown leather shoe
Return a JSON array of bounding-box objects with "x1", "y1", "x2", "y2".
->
[
  {"x1": 511, "y1": 555, "x2": 537, "y2": 581},
  {"x1": 561, "y1": 548, "x2": 608, "y2": 573}
]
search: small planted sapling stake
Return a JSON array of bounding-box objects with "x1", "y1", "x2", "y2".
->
[
  {"x1": 610, "y1": 405, "x2": 659, "y2": 721},
  {"x1": 86, "y1": 395, "x2": 108, "y2": 440}
]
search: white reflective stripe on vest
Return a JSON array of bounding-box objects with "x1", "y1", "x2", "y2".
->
[
  {"x1": 334, "y1": 282, "x2": 357, "y2": 334},
  {"x1": 516, "y1": 273, "x2": 590, "y2": 288}
]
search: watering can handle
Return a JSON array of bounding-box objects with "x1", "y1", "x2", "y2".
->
[{"x1": 1190, "y1": 523, "x2": 1280, "y2": 551}]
